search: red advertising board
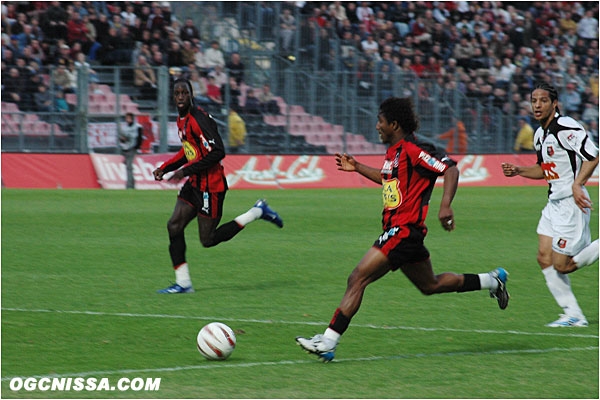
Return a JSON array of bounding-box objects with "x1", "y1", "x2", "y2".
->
[
  {"x1": 2, "y1": 153, "x2": 597, "y2": 190},
  {"x1": 1, "y1": 153, "x2": 100, "y2": 189},
  {"x1": 89, "y1": 153, "x2": 599, "y2": 189}
]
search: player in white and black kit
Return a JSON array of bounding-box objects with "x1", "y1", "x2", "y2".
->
[{"x1": 502, "y1": 83, "x2": 599, "y2": 327}]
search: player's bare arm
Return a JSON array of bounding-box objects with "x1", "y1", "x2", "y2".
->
[
  {"x1": 501, "y1": 163, "x2": 544, "y2": 179},
  {"x1": 335, "y1": 153, "x2": 382, "y2": 184},
  {"x1": 168, "y1": 169, "x2": 185, "y2": 183},
  {"x1": 573, "y1": 156, "x2": 599, "y2": 213},
  {"x1": 439, "y1": 165, "x2": 458, "y2": 231},
  {"x1": 153, "y1": 168, "x2": 165, "y2": 181}
]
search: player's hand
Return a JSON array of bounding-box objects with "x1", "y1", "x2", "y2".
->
[
  {"x1": 439, "y1": 206, "x2": 455, "y2": 231},
  {"x1": 335, "y1": 153, "x2": 357, "y2": 172},
  {"x1": 572, "y1": 183, "x2": 593, "y2": 213},
  {"x1": 153, "y1": 168, "x2": 165, "y2": 181},
  {"x1": 168, "y1": 170, "x2": 185, "y2": 182},
  {"x1": 501, "y1": 163, "x2": 519, "y2": 177}
]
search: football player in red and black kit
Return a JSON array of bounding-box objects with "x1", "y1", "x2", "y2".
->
[
  {"x1": 153, "y1": 78, "x2": 283, "y2": 293},
  {"x1": 296, "y1": 97, "x2": 509, "y2": 362}
]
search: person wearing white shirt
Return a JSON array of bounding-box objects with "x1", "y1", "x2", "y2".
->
[
  {"x1": 204, "y1": 40, "x2": 225, "y2": 69},
  {"x1": 577, "y1": 10, "x2": 598, "y2": 40}
]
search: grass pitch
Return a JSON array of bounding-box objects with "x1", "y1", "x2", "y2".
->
[{"x1": 1, "y1": 186, "x2": 598, "y2": 398}]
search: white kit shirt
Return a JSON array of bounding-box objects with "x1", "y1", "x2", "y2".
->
[{"x1": 534, "y1": 112, "x2": 598, "y2": 200}]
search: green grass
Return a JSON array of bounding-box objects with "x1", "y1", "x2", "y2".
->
[{"x1": 1, "y1": 187, "x2": 598, "y2": 398}]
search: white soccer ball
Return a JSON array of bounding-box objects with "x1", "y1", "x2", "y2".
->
[{"x1": 196, "y1": 322, "x2": 236, "y2": 360}]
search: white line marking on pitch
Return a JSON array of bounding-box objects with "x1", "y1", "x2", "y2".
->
[
  {"x1": 2, "y1": 307, "x2": 598, "y2": 339},
  {"x1": 1, "y1": 346, "x2": 597, "y2": 382}
]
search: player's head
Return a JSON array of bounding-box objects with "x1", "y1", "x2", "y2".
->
[
  {"x1": 531, "y1": 82, "x2": 560, "y2": 123},
  {"x1": 377, "y1": 97, "x2": 419, "y2": 144},
  {"x1": 125, "y1": 112, "x2": 134, "y2": 124},
  {"x1": 173, "y1": 78, "x2": 194, "y2": 115}
]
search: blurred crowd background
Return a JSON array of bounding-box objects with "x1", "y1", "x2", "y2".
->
[{"x1": 1, "y1": 1, "x2": 598, "y2": 155}]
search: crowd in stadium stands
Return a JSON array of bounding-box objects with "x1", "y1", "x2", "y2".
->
[{"x1": 1, "y1": 1, "x2": 598, "y2": 142}]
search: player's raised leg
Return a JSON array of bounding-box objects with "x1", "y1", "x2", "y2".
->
[
  {"x1": 158, "y1": 199, "x2": 197, "y2": 293},
  {"x1": 399, "y1": 258, "x2": 509, "y2": 309},
  {"x1": 565, "y1": 239, "x2": 599, "y2": 272}
]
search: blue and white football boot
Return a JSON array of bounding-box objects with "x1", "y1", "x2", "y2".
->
[
  {"x1": 489, "y1": 268, "x2": 509, "y2": 309},
  {"x1": 295, "y1": 334, "x2": 336, "y2": 363},
  {"x1": 254, "y1": 199, "x2": 283, "y2": 228},
  {"x1": 157, "y1": 283, "x2": 195, "y2": 294},
  {"x1": 546, "y1": 314, "x2": 588, "y2": 327}
]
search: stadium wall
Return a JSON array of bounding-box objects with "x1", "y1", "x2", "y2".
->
[{"x1": 2, "y1": 153, "x2": 598, "y2": 189}]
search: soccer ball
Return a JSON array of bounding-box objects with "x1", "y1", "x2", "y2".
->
[{"x1": 196, "y1": 322, "x2": 236, "y2": 360}]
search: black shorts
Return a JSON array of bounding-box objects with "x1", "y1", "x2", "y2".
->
[
  {"x1": 372, "y1": 224, "x2": 430, "y2": 269},
  {"x1": 178, "y1": 180, "x2": 226, "y2": 219}
]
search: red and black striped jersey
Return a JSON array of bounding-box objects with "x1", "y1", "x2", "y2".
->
[
  {"x1": 380, "y1": 134, "x2": 456, "y2": 230},
  {"x1": 159, "y1": 105, "x2": 228, "y2": 192}
]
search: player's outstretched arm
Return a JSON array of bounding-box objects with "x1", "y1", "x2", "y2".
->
[
  {"x1": 439, "y1": 165, "x2": 458, "y2": 231},
  {"x1": 501, "y1": 163, "x2": 544, "y2": 179},
  {"x1": 335, "y1": 153, "x2": 382, "y2": 184},
  {"x1": 573, "y1": 156, "x2": 599, "y2": 213}
]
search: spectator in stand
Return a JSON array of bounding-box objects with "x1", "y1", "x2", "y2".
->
[
  {"x1": 167, "y1": 40, "x2": 185, "y2": 67},
  {"x1": 41, "y1": 2, "x2": 68, "y2": 41},
  {"x1": 221, "y1": 76, "x2": 241, "y2": 110},
  {"x1": 34, "y1": 83, "x2": 53, "y2": 113},
  {"x1": 181, "y1": 40, "x2": 196, "y2": 66},
  {"x1": 147, "y1": 4, "x2": 167, "y2": 33},
  {"x1": 2, "y1": 67, "x2": 26, "y2": 107},
  {"x1": 560, "y1": 81, "x2": 582, "y2": 115},
  {"x1": 329, "y1": 2, "x2": 347, "y2": 25},
  {"x1": 53, "y1": 60, "x2": 76, "y2": 93},
  {"x1": 360, "y1": 33, "x2": 378, "y2": 60},
  {"x1": 244, "y1": 88, "x2": 261, "y2": 115},
  {"x1": 208, "y1": 64, "x2": 227, "y2": 88},
  {"x1": 204, "y1": 40, "x2": 225, "y2": 70},
  {"x1": 151, "y1": 50, "x2": 165, "y2": 66},
  {"x1": 189, "y1": 70, "x2": 209, "y2": 104},
  {"x1": 258, "y1": 83, "x2": 280, "y2": 115},
  {"x1": 121, "y1": 4, "x2": 137, "y2": 27},
  {"x1": 577, "y1": 10, "x2": 598, "y2": 41},
  {"x1": 581, "y1": 99, "x2": 599, "y2": 126},
  {"x1": 356, "y1": 2, "x2": 373, "y2": 23},
  {"x1": 180, "y1": 18, "x2": 200, "y2": 44},
  {"x1": 206, "y1": 75, "x2": 222, "y2": 104},
  {"x1": 226, "y1": 52, "x2": 245, "y2": 84},
  {"x1": 54, "y1": 89, "x2": 69, "y2": 113},
  {"x1": 410, "y1": 55, "x2": 426, "y2": 78},
  {"x1": 279, "y1": 8, "x2": 295, "y2": 55},
  {"x1": 67, "y1": 12, "x2": 89, "y2": 46},
  {"x1": 134, "y1": 55, "x2": 157, "y2": 99}
]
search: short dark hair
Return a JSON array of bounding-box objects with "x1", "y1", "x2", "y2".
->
[
  {"x1": 173, "y1": 77, "x2": 194, "y2": 98},
  {"x1": 378, "y1": 97, "x2": 419, "y2": 135}
]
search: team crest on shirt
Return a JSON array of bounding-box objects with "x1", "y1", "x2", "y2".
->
[
  {"x1": 557, "y1": 238, "x2": 567, "y2": 249},
  {"x1": 382, "y1": 160, "x2": 393, "y2": 174},
  {"x1": 547, "y1": 146, "x2": 554, "y2": 156},
  {"x1": 182, "y1": 140, "x2": 198, "y2": 161},
  {"x1": 382, "y1": 178, "x2": 403, "y2": 210}
]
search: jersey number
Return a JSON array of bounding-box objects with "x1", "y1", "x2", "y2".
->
[{"x1": 540, "y1": 162, "x2": 559, "y2": 180}]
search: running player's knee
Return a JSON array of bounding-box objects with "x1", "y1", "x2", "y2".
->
[
  {"x1": 417, "y1": 283, "x2": 437, "y2": 296},
  {"x1": 199, "y1": 233, "x2": 217, "y2": 248},
  {"x1": 347, "y1": 269, "x2": 367, "y2": 289},
  {"x1": 167, "y1": 219, "x2": 183, "y2": 236},
  {"x1": 536, "y1": 252, "x2": 552, "y2": 269}
]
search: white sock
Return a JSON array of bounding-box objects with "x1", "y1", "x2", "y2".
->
[
  {"x1": 174, "y1": 262, "x2": 192, "y2": 288},
  {"x1": 573, "y1": 240, "x2": 599, "y2": 268},
  {"x1": 234, "y1": 207, "x2": 262, "y2": 227},
  {"x1": 542, "y1": 266, "x2": 584, "y2": 319},
  {"x1": 323, "y1": 328, "x2": 341, "y2": 344},
  {"x1": 478, "y1": 273, "x2": 498, "y2": 290}
]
